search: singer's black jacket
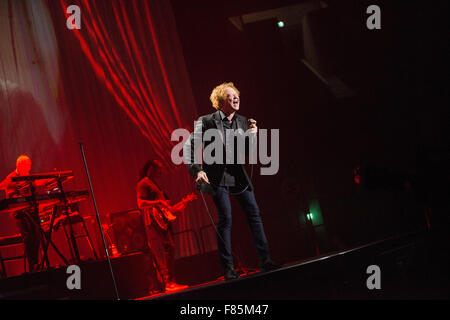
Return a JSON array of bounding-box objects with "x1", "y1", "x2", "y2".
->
[{"x1": 184, "y1": 110, "x2": 254, "y2": 194}]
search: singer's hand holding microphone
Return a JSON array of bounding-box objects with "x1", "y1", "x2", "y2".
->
[
  {"x1": 196, "y1": 170, "x2": 210, "y2": 185},
  {"x1": 248, "y1": 118, "x2": 257, "y2": 135}
]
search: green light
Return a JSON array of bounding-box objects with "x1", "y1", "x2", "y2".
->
[
  {"x1": 307, "y1": 213, "x2": 313, "y2": 221},
  {"x1": 277, "y1": 21, "x2": 285, "y2": 28},
  {"x1": 308, "y1": 199, "x2": 323, "y2": 226}
]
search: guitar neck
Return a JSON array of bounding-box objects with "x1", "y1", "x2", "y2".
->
[
  {"x1": 171, "y1": 199, "x2": 187, "y2": 211},
  {"x1": 171, "y1": 195, "x2": 195, "y2": 211}
]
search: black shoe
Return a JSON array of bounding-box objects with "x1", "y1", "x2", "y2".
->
[
  {"x1": 261, "y1": 260, "x2": 283, "y2": 272},
  {"x1": 224, "y1": 267, "x2": 239, "y2": 281}
]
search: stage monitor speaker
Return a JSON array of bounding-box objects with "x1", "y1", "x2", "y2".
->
[{"x1": 109, "y1": 209, "x2": 148, "y2": 254}]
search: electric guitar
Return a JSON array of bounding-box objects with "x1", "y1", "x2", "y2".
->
[{"x1": 142, "y1": 193, "x2": 197, "y2": 230}]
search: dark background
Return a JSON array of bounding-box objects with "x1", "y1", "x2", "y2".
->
[{"x1": 170, "y1": 0, "x2": 449, "y2": 266}]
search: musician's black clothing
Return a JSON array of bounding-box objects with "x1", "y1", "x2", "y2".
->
[
  {"x1": 1, "y1": 170, "x2": 32, "y2": 198},
  {"x1": 144, "y1": 218, "x2": 175, "y2": 284},
  {"x1": 185, "y1": 110, "x2": 254, "y2": 193},
  {"x1": 219, "y1": 110, "x2": 239, "y2": 187},
  {"x1": 14, "y1": 210, "x2": 41, "y2": 270},
  {"x1": 137, "y1": 177, "x2": 175, "y2": 283},
  {"x1": 1, "y1": 171, "x2": 41, "y2": 271}
]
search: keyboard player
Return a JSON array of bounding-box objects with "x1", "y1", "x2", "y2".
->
[{"x1": 0, "y1": 155, "x2": 42, "y2": 272}]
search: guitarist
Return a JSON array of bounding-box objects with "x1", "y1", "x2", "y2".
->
[{"x1": 137, "y1": 159, "x2": 188, "y2": 291}]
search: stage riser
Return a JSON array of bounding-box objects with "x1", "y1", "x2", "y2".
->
[
  {"x1": 0, "y1": 253, "x2": 153, "y2": 300},
  {"x1": 174, "y1": 251, "x2": 223, "y2": 286},
  {"x1": 0, "y1": 251, "x2": 223, "y2": 299}
]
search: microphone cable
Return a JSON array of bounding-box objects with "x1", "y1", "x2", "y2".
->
[{"x1": 198, "y1": 188, "x2": 254, "y2": 277}]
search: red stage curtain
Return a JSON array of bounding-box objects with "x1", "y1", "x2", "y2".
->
[{"x1": 0, "y1": 0, "x2": 215, "y2": 276}]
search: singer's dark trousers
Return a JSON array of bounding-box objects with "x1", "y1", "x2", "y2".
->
[{"x1": 212, "y1": 186, "x2": 271, "y2": 270}]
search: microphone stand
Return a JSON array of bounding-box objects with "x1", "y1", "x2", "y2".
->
[{"x1": 79, "y1": 143, "x2": 120, "y2": 300}]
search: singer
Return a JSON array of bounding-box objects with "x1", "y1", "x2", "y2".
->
[{"x1": 184, "y1": 82, "x2": 281, "y2": 280}]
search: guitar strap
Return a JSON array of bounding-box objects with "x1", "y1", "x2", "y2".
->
[{"x1": 149, "y1": 179, "x2": 170, "y2": 201}]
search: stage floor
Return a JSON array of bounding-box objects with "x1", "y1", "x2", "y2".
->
[
  {"x1": 137, "y1": 244, "x2": 374, "y2": 300},
  {"x1": 137, "y1": 231, "x2": 448, "y2": 300}
]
